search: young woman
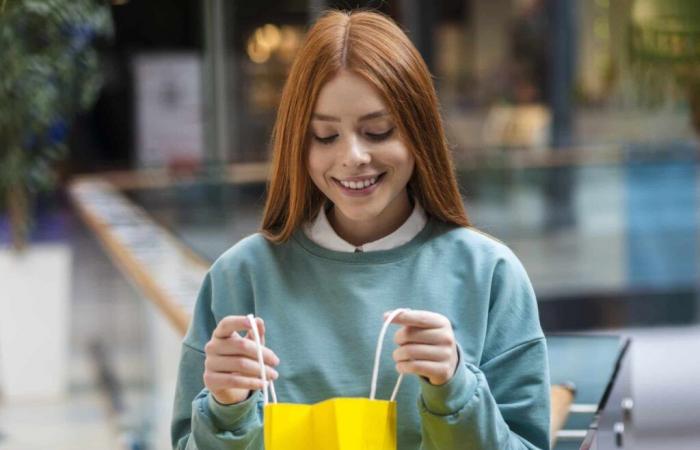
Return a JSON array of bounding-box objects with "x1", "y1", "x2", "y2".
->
[{"x1": 172, "y1": 9, "x2": 550, "y2": 450}]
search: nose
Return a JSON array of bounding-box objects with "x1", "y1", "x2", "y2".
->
[{"x1": 341, "y1": 135, "x2": 371, "y2": 167}]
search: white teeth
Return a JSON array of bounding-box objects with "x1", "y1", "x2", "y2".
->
[{"x1": 339, "y1": 176, "x2": 378, "y2": 190}]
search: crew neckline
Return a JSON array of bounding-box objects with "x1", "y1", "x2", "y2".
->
[
  {"x1": 303, "y1": 198, "x2": 428, "y2": 253},
  {"x1": 292, "y1": 217, "x2": 437, "y2": 264}
]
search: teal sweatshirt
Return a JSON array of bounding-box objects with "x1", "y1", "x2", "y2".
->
[{"x1": 171, "y1": 218, "x2": 551, "y2": 449}]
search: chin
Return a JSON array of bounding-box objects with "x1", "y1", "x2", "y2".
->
[{"x1": 334, "y1": 202, "x2": 384, "y2": 222}]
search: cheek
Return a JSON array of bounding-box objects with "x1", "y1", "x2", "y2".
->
[
  {"x1": 402, "y1": 155, "x2": 416, "y2": 177},
  {"x1": 307, "y1": 148, "x2": 331, "y2": 185},
  {"x1": 385, "y1": 145, "x2": 415, "y2": 179}
]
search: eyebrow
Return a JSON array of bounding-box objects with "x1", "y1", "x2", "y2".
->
[{"x1": 311, "y1": 110, "x2": 389, "y2": 122}]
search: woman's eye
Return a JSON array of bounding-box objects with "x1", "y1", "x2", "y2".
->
[
  {"x1": 313, "y1": 134, "x2": 338, "y2": 145},
  {"x1": 365, "y1": 128, "x2": 394, "y2": 141}
]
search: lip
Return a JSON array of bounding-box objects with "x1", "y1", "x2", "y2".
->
[{"x1": 332, "y1": 172, "x2": 386, "y2": 197}]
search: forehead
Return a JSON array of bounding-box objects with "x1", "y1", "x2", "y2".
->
[{"x1": 313, "y1": 71, "x2": 387, "y2": 118}]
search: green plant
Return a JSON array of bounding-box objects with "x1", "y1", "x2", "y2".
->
[{"x1": 0, "y1": 0, "x2": 112, "y2": 250}]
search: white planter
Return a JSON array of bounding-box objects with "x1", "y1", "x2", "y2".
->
[{"x1": 0, "y1": 243, "x2": 72, "y2": 402}]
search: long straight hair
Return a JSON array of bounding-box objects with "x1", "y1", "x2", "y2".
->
[{"x1": 260, "y1": 9, "x2": 470, "y2": 243}]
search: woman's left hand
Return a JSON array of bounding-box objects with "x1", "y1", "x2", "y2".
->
[{"x1": 385, "y1": 309, "x2": 459, "y2": 386}]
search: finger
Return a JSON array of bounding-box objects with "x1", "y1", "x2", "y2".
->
[
  {"x1": 395, "y1": 359, "x2": 450, "y2": 382},
  {"x1": 204, "y1": 371, "x2": 268, "y2": 391},
  {"x1": 394, "y1": 326, "x2": 454, "y2": 346},
  {"x1": 393, "y1": 343, "x2": 450, "y2": 363},
  {"x1": 206, "y1": 356, "x2": 279, "y2": 380},
  {"x1": 385, "y1": 310, "x2": 449, "y2": 329},
  {"x1": 213, "y1": 316, "x2": 254, "y2": 339},
  {"x1": 210, "y1": 335, "x2": 280, "y2": 366}
]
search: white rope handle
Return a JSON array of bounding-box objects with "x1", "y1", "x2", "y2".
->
[
  {"x1": 246, "y1": 314, "x2": 278, "y2": 405},
  {"x1": 248, "y1": 309, "x2": 407, "y2": 405},
  {"x1": 370, "y1": 308, "x2": 409, "y2": 401}
]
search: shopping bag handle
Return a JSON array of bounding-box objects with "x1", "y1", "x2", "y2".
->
[
  {"x1": 247, "y1": 308, "x2": 408, "y2": 405},
  {"x1": 370, "y1": 308, "x2": 409, "y2": 402},
  {"x1": 246, "y1": 314, "x2": 278, "y2": 405}
]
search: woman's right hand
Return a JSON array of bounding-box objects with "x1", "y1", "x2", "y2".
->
[{"x1": 203, "y1": 315, "x2": 280, "y2": 405}]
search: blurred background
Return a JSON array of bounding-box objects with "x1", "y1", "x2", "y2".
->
[{"x1": 0, "y1": 0, "x2": 699, "y2": 449}]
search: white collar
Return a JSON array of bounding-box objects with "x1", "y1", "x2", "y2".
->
[{"x1": 303, "y1": 199, "x2": 428, "y2": 252}]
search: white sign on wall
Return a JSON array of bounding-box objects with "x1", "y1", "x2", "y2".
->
[{"x1": 132, "y1": 53, "x2": 204, "y2": 168}]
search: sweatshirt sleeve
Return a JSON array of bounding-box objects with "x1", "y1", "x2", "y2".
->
[
  {"x1": 170, "y1": 271, "x2": 265, "y2": 450},
  {"x1": 417, "y1": 248, "x2": 551, "y2": 450}
]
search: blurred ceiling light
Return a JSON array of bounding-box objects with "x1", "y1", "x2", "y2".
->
[
  {"x1": 247, "y1": 36, "x2": 271, "y2": 64},
  {"x1": 245, "y1": 23, "x2": 305, "y2": 64},
  {"x1": 247, "y1": 24, "x2": 289, "y2": 64},
  {"x1": 254, "y1": 29, "x2": 272, "y2": 51},
  {"x1": 253, "y1": 24, "x2": 281, "y2": 52},
  {"x1": 261, "y1": 24, "x2": 281, "y2": 50}
]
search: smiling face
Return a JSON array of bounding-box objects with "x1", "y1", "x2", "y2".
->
[{"x1": 306, "y1": 70, "x2": 415, "y2": 240}]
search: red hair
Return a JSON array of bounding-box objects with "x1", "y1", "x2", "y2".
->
[{"x1": 260, "y1": 9, "x2": 470, "y2": 243}]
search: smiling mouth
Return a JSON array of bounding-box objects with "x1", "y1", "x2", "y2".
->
[{"x1": 333, "y1": 172, "x2": 386, "y2": 190}]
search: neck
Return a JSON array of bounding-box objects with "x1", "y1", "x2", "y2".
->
[{"x1": 328, "y1": 191, "x2": 413, "y2": 247}]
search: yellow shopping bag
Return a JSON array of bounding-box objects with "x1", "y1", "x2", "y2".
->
[
  {"x1": 246, "y1": 309, "x2": 408, "y2": 450},
  {"x1": 263, "y1": 397, "x2": 396, "y2": 449}
]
